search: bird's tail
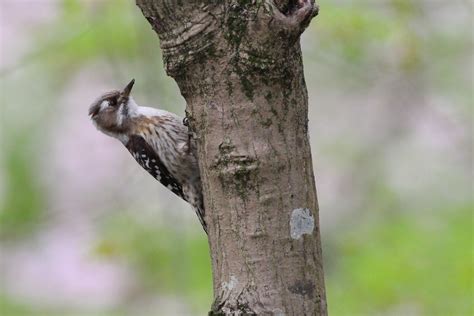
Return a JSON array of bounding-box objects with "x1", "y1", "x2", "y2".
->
[{"x1": 194, "y1": 203, "x2": 207, "y2": 235}]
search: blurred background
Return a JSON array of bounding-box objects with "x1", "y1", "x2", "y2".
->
[{"x1": 0, "y1": 0, "x2": 471, "y2": 315}]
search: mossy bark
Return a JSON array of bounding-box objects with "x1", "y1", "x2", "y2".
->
[{"x1": 136, "y1": 1, "x2": 327, "y2": 314}]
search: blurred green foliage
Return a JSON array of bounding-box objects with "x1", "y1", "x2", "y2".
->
[
  {"x1": 96, "y1": 214, "x2": 212, "y2": 311},
  {"x1": 0, "y1": 134, "x2": 44, "y2": 238},
  {"x1": 327, "y1": 205, "x2": 473, "y2": 315},
  {"x1": 0, "y1": 0, "x2": 471, "y2": 315}
]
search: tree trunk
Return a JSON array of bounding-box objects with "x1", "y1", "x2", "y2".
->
[{"x1": 135, "y1": 1, "x2": 327, "y2": 314}]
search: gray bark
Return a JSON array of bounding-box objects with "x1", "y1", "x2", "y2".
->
[{"x1": 135, "y1": 1, "x2": 327, "y2": 314}]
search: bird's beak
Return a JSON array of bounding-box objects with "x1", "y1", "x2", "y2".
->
[
  {"x1": 121, "y1": 78, "x2": 135, "y2": 98},
  {"x1": 88, "y1": 104, "x2": 100, "y2": 118}
]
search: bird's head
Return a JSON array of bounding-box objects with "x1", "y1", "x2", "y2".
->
[{"x1": 89, "y1": 79, "x2": 138, "y2": 137}]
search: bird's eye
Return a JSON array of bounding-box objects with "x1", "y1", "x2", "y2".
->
[{"x1": 109, "y1": 99, "x2": 117, "y2": 107}]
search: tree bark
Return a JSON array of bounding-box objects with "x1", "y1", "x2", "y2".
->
[{"x1": 135, "y1": 1, "x2": 327, "y2": 314}]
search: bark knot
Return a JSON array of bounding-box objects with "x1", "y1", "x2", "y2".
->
[{"x1": 211, "y1": 138, "x2": 260, "y2": 200}]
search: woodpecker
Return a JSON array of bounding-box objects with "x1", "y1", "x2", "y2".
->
[{"x1": 89, "y1": 79, "x2": 207, "y2": 233}]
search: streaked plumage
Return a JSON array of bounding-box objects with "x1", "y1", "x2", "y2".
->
[{"x1": 89, "y1": 79, "x2": 206, "y2": 233}]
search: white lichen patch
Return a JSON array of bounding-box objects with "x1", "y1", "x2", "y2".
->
[
  {"x1": 290, "y1": 208, "x2": 314, "y2": 239},
  {"x1": 273, "y1": 308, "x2": 286, "y2": 316},
  {"x1": 221, "y1": 275, "x2": 238, "y2": 292}
]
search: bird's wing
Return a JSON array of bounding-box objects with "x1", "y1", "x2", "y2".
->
[{"x1": 125, "y1": 134, "x2": 185, "y2": 200}]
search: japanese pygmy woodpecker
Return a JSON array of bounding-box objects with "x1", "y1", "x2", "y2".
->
[{"x1": 89, "y1": 79, "x2": 206, "y2": 233}]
